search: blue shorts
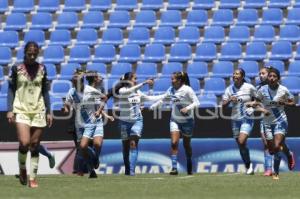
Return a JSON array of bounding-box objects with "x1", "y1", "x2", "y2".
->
[
  {"x1": 263, "y1": 121, "x2": 288, "y2": 141},
  {"x1": 119, "y1": 119, "x2": 143, "y2": 140},
  {"x1": 232, "y1": 119, "x2": 253, "y2": 138},
  {"x1": 170, "y1": 119, "x2": 194, "y2": 137},
  {"x1": 82, "y1": 118, "x2": 104, "y2": 139}
]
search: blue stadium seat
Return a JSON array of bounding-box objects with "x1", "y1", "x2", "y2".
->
[
  {"x1": 12, "y1": 0, "x2": 34, "y2": 12},
  {"x1": 0, "y1": 47, "x2": 11, "y2": 65},
  {"x1": 168, "y1": 43, "x2": 192, "y2": 62},
  {"x1": 136, "y1": 63, "x2": 157, "y2": 78},
  {"x1": 194, "y1": 43, "x2": 217, "y2": 61},
  {"x1": 108, "y1": 11, "x2": 130, "y2": 28},
  {"x1": 219, "y1": 43, "x2": 242, "y2": 61},
  {"x1": 50, "y1": 80, "x2": 72, "y2": 97},
  {"x1": 186, "y1": 10, "x2": 208, "y2": 27},
  {"x1": 43, "y1": 45, "x2": 64, "y2": 64},
  {"x1": 253, "y1": 25, "x2": 275, "y2": 43},
  {"x1": 187, "y1": 62, "x2": 208, "y2": 79},
  {"x1": 0, "y1": 96, "x2": 7, "y2": 111},
  {"x1": 244, "y1": 0, "x2": 266, "y2": 8},
  {"x1": 270, "y1": 41, "x2": 292, "y2": 60},
  {"x1": 153, "y1": 27, "x2": 175, "y2": 45},
  {"x1": 239, "y1": 61, "x2": 259, "y2": 78},
  {"x1": 101, "y1": 28, "x2": 123, "y2": 46},
  {"x1": 143, "y1": 44, "x2": 165, "y2": 63},
  {"x1": 64, "y1": 0, "x2": 86, "y2": 12},
  {"x1": 50, "y1": 95, "x2": 64, "y2": 111},
  {"x1": 193, "y1": 0, "x2": 215, "y2": 9},
  {"x1": 245, "y1": 42, "x2": 267, "y2": 61},
  {"x1": 227, "y1": 26, "x2": 250, "y2": 43},
  {"x1": 177, "y1": 26, "x2": 200, "y2": 44},
  {"x1": 105, "y1": 97, "x2": 114, "y2": 109},
  {"x1": 76, "y1": 28, "x2": 98, "y2": 46},
  {"x1": 198, "y1": 94, "x2": 218, "y2": 108},
  {"x1": 44, "y1": 63, "x2": 57, "y2": 80},
  {"x1": 90, "y1": 0, "x2": 112, "y2": 11},
  {"x1": 56, "y1": 12, "x2": 78, "y2": 29},
  {"x1": 264, "y1": 60, "x2": 285, "y2": 75},
  {"x1": 86, "y1": 63, "x2": 107, "y2": 76},
  {"x1": 5, "y1": 13, "x2": 26, "y2": 31},
  {"x1": 115, "y1": 0, "x2": 138, "y2": 10},
  {"x1": 16, "y1": 48, "x2": 24, "y2": 63},
  {"x1": 189, "y1": 78, "x2": 200, "y2": 94},
  {"x1": 287, "y1": 61, "x2": 300, "y2": 76},
  {"x1": 279, "y1": 25, "x2": 300, "y2": 42},
  {"x1": 203, "y1": 78, "x2": 226, "y2": 96},
  {"x1": 69, "y1": 45, "x2": 91, "y2": 63},
  {"x1": 134, "y1": 10, "x2": 156, "y2": 28},
  {"x1": 211, "y1": 9, "x2": 233, "y2": 27},
  {"x1": 118, "y1": 44, "x2": 141, "y2": 63},
  {"x1": 261, "y1": 8, "x2": 283, "y2": 26},
  {"x1": 203, "y1": 26, "x2": 225, "y2": 43},
  {"x1": 93, "y1": 44, "x2": 116, "y2": 63},
  {"x1": 268, "y1": 0, "x2": 290, "y2": 8},
  {"x1": 38, "y1": 0, "x2": 59, "y2": 12},
  {"x1": 211, "y1": 61, "x2": 234, "y2": 78},
  {"x1": 104, "y1": 77, "x2": 119, "y2": 90},
  {"x1": 0, "y1": 80, "x2": 8, "y2": 97},
  {"x1": 160, "y1": 10, "x2": 182, "y2": 27},
  {"x1": 0, "y1": 66, "x2": 4, "y2": 81},
  {"x1": 59, "y1": 63, "x2": 81, "y2": 80},
  {"x1": 236, "y1": 9, "x2": 258, "y2": 26},
  {"x1": 31, "y1": 12, "x2": 52, "y2": 30},
  {"x1": 127, "y1": 27, "x2": 150, "y2": 45},
  {"x1": 49, "y1": 29, "x2": 71, "y2": 46},
  {"x1": 281, "y1": 76, "x2": 300, "y2": 94},
  {"x1": 110, "y1": 62, "x2": 132, "y2": 77},
  {"x1": 295, "y1": 0, "x2": 300, "y2": 7},
  {"x1": 24, "y1": 30, "x2": 45, "y2": 46},
  {"x1": 141, "y1": 0, "x2": 163, "y2": 10},
  {"x1": 0, "y1": 31, "x2": 18, "y2": 48},
  {"x1": 161, "y1": 62, "x2": 183, "y2": 77},
  {"x1": 168, "y1": 0, "x2": 190, "y2": 10},
  {"x1": 81, "y1": 11, "x2": 104, "y2": 29},
  {"x1": 294, "y1": 44, "x2": 300, "y2": 59},
  {"x1": 286, "y1": 8, "x2": 300, "y2": 25},
  {"x1": 0, "y1": 0, "x2": 8, "y2": 13},
  {"x1": 219, "y1": 0, "x2": 241, "y2": 9},
  {"x1": 153, "y1": 78, "x2": 171, "y2": 94}
]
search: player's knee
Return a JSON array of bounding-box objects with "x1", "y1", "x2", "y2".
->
[
  {"x1": 171, "y1": 141, "x2": 179, "y2": 150},
  {"x1": 19, "y1": 145, "x2": 29, "y2": 154},
  {"x1": 30, "y1": 147, "x2": 39, "y2": 157}
]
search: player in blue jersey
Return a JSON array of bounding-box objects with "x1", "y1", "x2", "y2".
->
[
  {"x1": 115, "y1": 72, "x2": 162, "y2": 176},
  {"x1": 254, "y1": 67, "x2": 295, "y2": 180},
  {"x1": 150, "y1": 72, "x2": 200, "y2": 175},
  {"x1": 222, "y1": 68, "x2": 257, "y2": 175}
]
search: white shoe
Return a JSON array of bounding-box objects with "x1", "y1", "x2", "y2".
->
[{"x1": 246, "y1": 163, "x2": 254, "y2": 175}]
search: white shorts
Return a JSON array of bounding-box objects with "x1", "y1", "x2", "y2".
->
[
  {"x1": 232, "y1": 119, "x2": 253, "y2": 138},
  {"x1": 15, "y1": 113, "x2": 46, "y2": 127}
]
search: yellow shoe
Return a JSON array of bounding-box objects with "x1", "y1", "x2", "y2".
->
[{"x1": 272, "y1": 174, "x2": 279, "y2": 180}]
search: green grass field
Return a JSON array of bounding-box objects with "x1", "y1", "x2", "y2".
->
[{"x1": 1, "y1": 173, "x2": 300, "y2": 199}]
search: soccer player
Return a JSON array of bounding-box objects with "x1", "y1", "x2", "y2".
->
[
  {"x1": 115, "y1": 72, "x2": 161, "y2": 176},
  {"x1": 150, "y1": 72, "x2": 200, "y2": 175},
  {"x1": 7, "y1": 41, "x2": 53, "y2": 188},
  {"x1": 222, "y1": 68, "x2": 257, "y2": 175},
  {"x1": 254, "y1": 67, "x2": 295, "y2": 180},
  {"x1": 80, "y1": 71, "x2": 113, "y2": 178},
  {"x1": 256, "y1": 67, "x2": 273, "y2": 176}
]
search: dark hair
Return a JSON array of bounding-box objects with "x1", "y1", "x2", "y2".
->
[
  {"x1": 173, "y1": 71, "x2": 190, "y2": 86},
  {"x1": 236, "y1": 68, "x2": 246, "y2": 83},
  {"x1": 72, "y1": 69, "x2": 85, "y2": 92},
  {"x1": 24, "y1": 41, "x2": 39, "y2": 53},
  {"x1": 85, "y1": 70, "x2": 100, "y2": 85},
  {"x1": 268, "y1": 67, "x2": 281, "y2": 80},
  {"x1": 113, "y1": 72, "x2": 135, "y2": 95},
  {"x1": 260, "y1": 66, "x2": 270, "y2": 73}
]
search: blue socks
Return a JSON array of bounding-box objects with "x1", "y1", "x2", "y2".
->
[
  {"x1": 171, "y1": 154, "x2": 178, "y2": 170},
  {"x1": 274, "y1": 152, "x2": 282, "y2": 174},
  {"x1": 264, "y1": 150, "x2": 273, "y2": 171},
  {"x1": 38, "y1": 145, "x2": 52, "y2": 159},
  {"x1": 129, "y1": 148, "x2": 138, "y2": 176}
]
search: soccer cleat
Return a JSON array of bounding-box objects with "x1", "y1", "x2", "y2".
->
[
  {"x1": 19, "y1": 168, "x2": 27, "y2": 185},
  {"x1": 246, "y1": 163, "x2": 254, "y2": 175},
  {"x1": 263, "y1": 169, "x2": 272, "y2": 176},
  {"x1": 28, "y1": 179, "x2": 38, "y2": 188},
  {"x1": 169, "y1": 168, "x2": 178, "y2": 175},
  {"x1": 89, "y1": 170, "x2": 97, "y2": 178},
  {"x1": 288, "y1": 151, "x2": 295, "y2": 170},
  {"x1": 48, "y1": 153, "x2": 55, "y2": 169},
  {"x1": 272, "y1": 174, "x2": 279, "y2": 180}
]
